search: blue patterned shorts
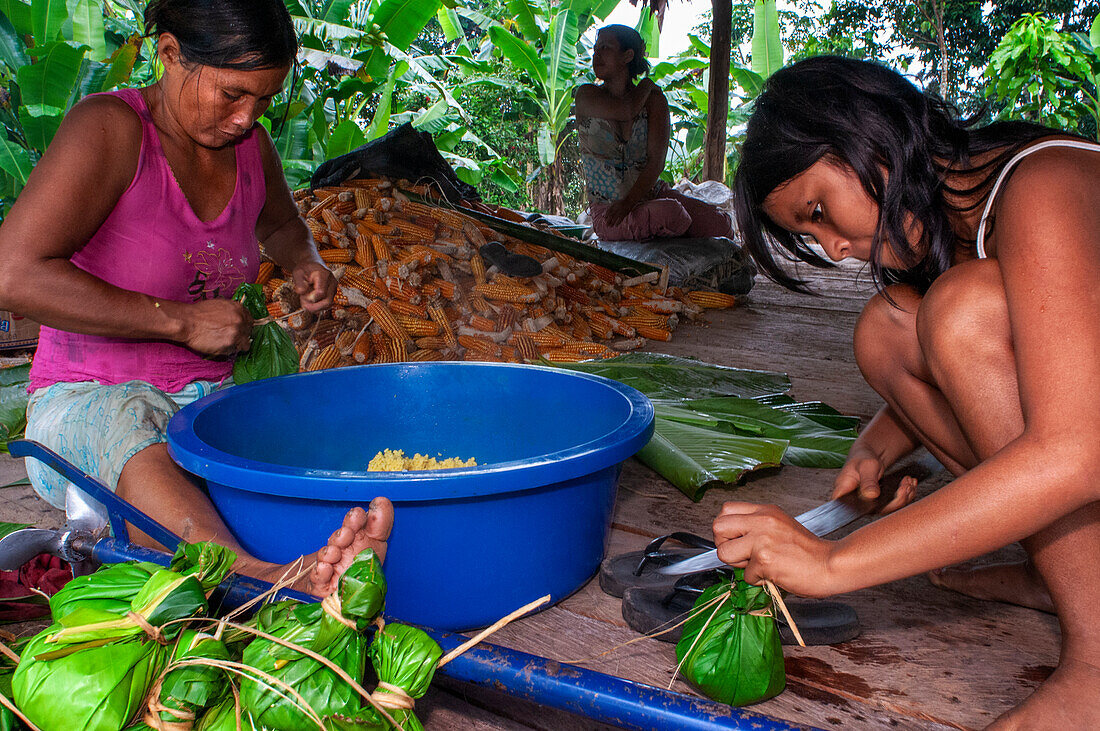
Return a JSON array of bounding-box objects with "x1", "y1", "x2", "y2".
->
[{"x1": 24, "y1": 379, "x2": 227, "y2": 509}]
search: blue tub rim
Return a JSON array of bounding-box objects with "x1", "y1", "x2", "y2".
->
[{"x1": 166, "y1": 361, "x2": 655, "y2": 502}]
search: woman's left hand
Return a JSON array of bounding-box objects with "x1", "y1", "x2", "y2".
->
[
  {"x1": 292, "y1": 261, "x2": 336, "y2": 312},
  {"x1": 713, "y1": 502, "x2": 839, "y2": 598},
  {"x1": 605, "y1": 198, "x2": 636, "y2": 227}
]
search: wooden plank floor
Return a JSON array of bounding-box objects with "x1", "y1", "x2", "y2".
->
[{"x1": 0, "y1": 261, "x2": 1058, "y2": 730}]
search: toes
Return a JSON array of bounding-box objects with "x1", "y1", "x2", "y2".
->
[
  {"x1": 317, "y1": 544, "x2": 343, "y2": 565},
  {"x1": 343, "y1": 506, "x2": 369, "y2": 532},
  {"x1": 309, "y1": 560, "x2": 337, "y2": 597},
  {"x1": 365, "y1": 497, "x2": 394, "y2": 541}
]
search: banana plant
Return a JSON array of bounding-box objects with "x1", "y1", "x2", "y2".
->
[
  {"x1": 0, "y1": 0, "x2": 145, "y2": 216},
  {"x1": 750, "y1": 0, "x2": 782, "y2": 79},
  {"x1": 486, "y1": 0, "x2": 617, "y2": 168}
]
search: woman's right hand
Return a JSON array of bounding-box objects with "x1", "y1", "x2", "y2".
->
[
  {"x1": 831, "y1": 445, "x2": 916, "y2": 514},
  {"x1": 173, "y1": 298, "x2": 253, "y2": 356}
]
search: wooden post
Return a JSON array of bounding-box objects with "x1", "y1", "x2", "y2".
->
[{"x1": 704, "y1": 0, "x2": 732, "y2": 182}]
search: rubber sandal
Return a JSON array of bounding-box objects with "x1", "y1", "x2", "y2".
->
[
  {"x1": 598, "y1": 532, "x2": 716, "y2": 598},
  {"x1": 621, "y1": 577, "x2": 860, "y2": 646},
  {"x1": 479, "y1": 241, "x2": 543, "y2": 278}
]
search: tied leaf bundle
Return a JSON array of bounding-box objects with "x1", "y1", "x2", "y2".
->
[
  {"x1": 674, "y1": 570, "x2": 786, "y2": 707},
  {"x1": 144, "y1": 630, "x2": 231, "y2": 729},
  {"x1": 51, "y1": 542, "x2": 237, "y2": 622},
  {"x1": 12, "y1": 569, "x2": 212, "y2": 731},
  {"x1": 364, "y1": 623, "x2": 442, "y2": 731},
  {"x1": 232, "y1": 283, "x2": 299, "y2": 384},
  {"x1": 194, "y1": 697, "x2": 267, "y2": 730},
  {"x1": 240, "y1": 550, "x2": 386, "y2": 730}
]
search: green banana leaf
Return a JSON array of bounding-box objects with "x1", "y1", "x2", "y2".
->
[
  {"x1": 636, "y1": 419, "x2": 787, "y2": 501},
  {"x1": 750, "y1": 0, "x2": 783, "y2": 80},
  {"x1": 240, "y1": 550, "x2": 385, "y2": 729},
  {"x1": 0, "y1": 362, "x2": 30, "y2": 453},
  {"x1": 553, "y1": 352, "x2": 791, "y2": 400},
  {"x1": 14, "y1": 632, "x2": 169, "y2": 731},
  {"x1": 169, "y1": 540, "x2": 238, "y2": 593},
  {"x1": 196, "y1": 697, "x2": 269, "y2": 731},
  {"x1": 667, "y1": 398, "x2": 857, "y2": 468},
  {"x1": 150, "y1": 630, "x2": 231, "y2": 726},
  {"x1": 752, "y1": 394, "x2": 861, "y2": 432},
  {"x1": 367, "y1": 623, "x2": 443, "y2": 731},
  {"x1": 232, "y1": 283, "x2": 299, "y2": 384},
  {"x1": 675, "y1": 571, "x2": 785, "y2": 706},
  {"x1": 323, "y1": 709, "x2": 388, "y2": 730}
]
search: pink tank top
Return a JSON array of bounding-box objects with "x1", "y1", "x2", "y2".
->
[{"x1": 30, "y1": 88, "x2": 265, "y2": 393}]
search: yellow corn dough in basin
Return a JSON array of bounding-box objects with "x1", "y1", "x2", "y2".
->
[{"x1": 368, "y1": 448, "x2": 478, "y2": 471}]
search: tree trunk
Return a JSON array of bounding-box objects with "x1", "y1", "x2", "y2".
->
[{"x1": 704, "y1": 0, "x2": 732, "y2": 182}]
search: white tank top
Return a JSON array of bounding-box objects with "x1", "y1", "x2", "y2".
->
[{"x1": 976, "y1": 138, "x2": 1100, "y2": 259}]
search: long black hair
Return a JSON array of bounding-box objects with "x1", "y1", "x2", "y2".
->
[
  {"x1": 733, "y1": 55, "x2": 1067, "y2": 294},
  {"x1": 144, "y1": 0, "x2": 297, "y2": 71}
]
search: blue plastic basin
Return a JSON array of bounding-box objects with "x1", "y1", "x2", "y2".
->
[{"x1": 167, "y1": 362, "x2": 654, "y2": 631}]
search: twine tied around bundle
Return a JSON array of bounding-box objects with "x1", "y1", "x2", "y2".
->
[
  {"x1": 321, "y1": 592, "x2": 358, "y2": 630},
  {"x1": 128, "y1": 611, "x2": 168, "y2": 645},
  {"x1": 370, "y1": 681, "x2": 416, "y2": 711}
]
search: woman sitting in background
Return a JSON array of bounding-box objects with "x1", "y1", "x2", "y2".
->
[{"x1": 576, "y1": 25, "x2": 733, "y2": 242}]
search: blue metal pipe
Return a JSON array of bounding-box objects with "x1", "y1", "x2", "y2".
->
[{"x1": 91, "y1": 538, "x2": 813, "y2": 731}]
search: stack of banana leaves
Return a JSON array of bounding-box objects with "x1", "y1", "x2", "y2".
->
[
  {"x1": 1, "y1": 542, "x2": 445, "y2": 731},
  {"x1": 548, "y1": 353, "x2": 859, "y2": 500}
]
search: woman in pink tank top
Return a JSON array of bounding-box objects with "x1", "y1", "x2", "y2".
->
[{"x1": 0, "y1": 0, "x2": 392, "y2": 598}]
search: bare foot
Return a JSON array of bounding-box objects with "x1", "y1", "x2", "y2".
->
[
  {"x1": 307, "y1": 497, "x2": 394, "y2": 597},
  {"x1": 927, "y1": 559, "x2": 1054, "y2": 613},
  {"x1": 987, "y1": 656, "x2": 1100, "y2": 730}
]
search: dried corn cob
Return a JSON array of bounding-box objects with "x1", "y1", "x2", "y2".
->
[
  {"x1": 473, "y1": 283, "x2": 540, "y2": 304},
  {"x1": 307, "y1": 195, "x2": 338, "y2": 218},
  {"x1": 384, "y1": 276, "x2": 421, "y2": 303},
  {"x1": 414, "y1": 336, "x2": 450, "y2": 351},
  {"x1": 320, "y1": 248, "x2": 354, "y2": 264},
  {"x1": 395, "y1": 316, "x2": 440, "y2": 337},
  {"x1": 388, "y1": 300, "x2": 428, "y2": 318},
  {"x1": 308, "y1": 344, "x2": 341, "y2": 371},
  {"x1": 409, "y1": 348, "x2": 445, "y2": 362},
  {"x1": 352, "y1": 335, "x2": 373, "y2": 363},
  {"x1": 335, "y1": 329, "x2": 358, "y2": 356},
  {"x1": 468, "y1": 314, "x2": 497, "y2": 332},
  {"x1": 634, "y1": 324, "x2": 672, "y2": 341},
  {"x1": 540, "y1": 349, "x2": 593, "y2": 363},
  {"x1": 470, "y1": 251, "x2": 487, "y2": 285},
  {"x1": 354, "y1": 234, "x2": 375, "y2": 268},
  {"x1": 255, "y1": 261, "x2": 275, "y2": 286},
  {"x1": 685, "y1": 290, "x2": 738, "y2": 309},
  {"x1": 511, "y1": 333, "x2": 538, "y2": 361},
  {"x1": 367, "y1": 300, "x2": 411, "y2": 341},
  {"x1": 427, "y1": 304, "x2": 459, "y2": 350}
]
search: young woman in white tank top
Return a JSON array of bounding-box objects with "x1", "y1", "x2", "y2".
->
[{"x1": 723, "y1": 56, "x2": 1100, "y2": 728}]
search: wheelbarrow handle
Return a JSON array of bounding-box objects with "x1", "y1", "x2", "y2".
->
[{"x1": 8, "y1": 438, "x2": 183, "y2": 553}]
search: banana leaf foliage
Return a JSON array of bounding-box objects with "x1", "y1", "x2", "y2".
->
[
  {"x1": 194, "y1": 697, "x2": 268, "y2": 731},
  {"x1": 239, "y1": 549, "x2": 386, "y2": 730},
  {"x1": 675, "y1": 569, "x2": 786, "y2": 706},
  {"x1": 550, "y1": 353, "x2": 858, "y2": 500},
  {"x1": 232, "y1": 283, "x2": 299, "y2": 385},
  {"x1": 145, "y1": 629, "x2": 231, "y2": 727},
  {"x1": 12, "y1": 568, "x2": 212, "y2": 731}
]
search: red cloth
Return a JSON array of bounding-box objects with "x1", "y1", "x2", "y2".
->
[{"x1": 0, "y1": 554, "x2": 72, "y2": 622}]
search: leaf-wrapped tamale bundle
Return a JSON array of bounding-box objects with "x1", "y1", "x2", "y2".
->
[
  {"x1": 240, "y1": 550, "x2": 385, "y2": 730},
  {"x1": 365, "y1": 623, "x2": 443, "y2": 731},
  {"x1": 144, "y1": 630, "x2": 231, "y2": 729},
  {"x1": 51, "y1": 541, "x2": 236, "y2": 621},
  {"x1": 12, "y1": 570, "x2": 210, "y2": 731},
  {"x1": 0, "y1": 639, "x2": 22, "y2": 731},
  {"x1": 195, "y1": 697, "x2": 269, "y2": 731},
  {"x1": 232, "y1": 283, "x2": 299, "y2": 384},
  {"x1": 674, "y1": 570, "x2": 786, "y2": 706}
]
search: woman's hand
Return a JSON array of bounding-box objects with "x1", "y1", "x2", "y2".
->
[
  {"x1": 174, "y1": 298, "x2": 253, "y2": 356},
  {"x1": 713, "y1": 502, "x2": 839, "y2": 598},
  {"x1": 605, "y1": 198, "x2": 637, "y2": 227},
  {"x1": 831, "y1": 445, "x2": 916, "y2": 514},
  {"x1": 292, "y1": 261, "x2": 336, "y2": 312}
]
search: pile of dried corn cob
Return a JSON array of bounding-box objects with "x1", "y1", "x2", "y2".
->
[{"x1": 260, "y1": 178, "x2": 738, "y2": 371}]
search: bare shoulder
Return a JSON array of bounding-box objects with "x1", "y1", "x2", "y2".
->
[
  {"x1": 58, "y1": 93, "x2": 142, "y2": 155},
  {"x1": 992, "y1": 141, "x2": 1100, "y2": 258},
  {"x1": 575, "y1": 83, "x2": 601, "y2": 115}
]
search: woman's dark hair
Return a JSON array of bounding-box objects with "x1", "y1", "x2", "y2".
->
[
  {"x1": 733, "y1": 55, "x2": 1069, "y2": 295},
  {"x1": 598, "y1": 25, "x2": 650, "y2": 78},
  {"x1": 145, "y1": 0, "x2": 297, "y2": 70}
]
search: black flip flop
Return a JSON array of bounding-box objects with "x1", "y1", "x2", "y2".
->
[
  {"x1": 598, "y1": 532, "x2": 716, "y2": 598},
  {"x1": 479, "y1": 241, "x2": 543, "y2": 278},
  {"x1": 622, "y1": 577, "x2": 860, "y2": 646}
]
